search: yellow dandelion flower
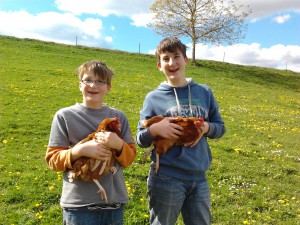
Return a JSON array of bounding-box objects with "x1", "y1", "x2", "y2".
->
[
  {"x1": 2, "y1": 140, "x2": 8, "y2": 144},
  {"x1": 49, "y1": 185, "x2": 55, "y2": 191},
  {"x1": 234, "y1": 148, "x2": 241, "y2": 153},
  {"x1": 35, "y1": 212, "x2": 43, "y2": 219}
]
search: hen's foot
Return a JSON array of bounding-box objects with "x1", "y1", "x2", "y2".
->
[{"x1": 93, "y1": 179, "x2": 108, "y2": 203}]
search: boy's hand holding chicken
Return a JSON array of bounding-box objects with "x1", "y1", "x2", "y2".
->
[
  {"x1": 71, "y1": 139, "x2": 113, "y2": 162},
  {"x1": 95, "y1": 131, "x2": 124, "y2": 154}
]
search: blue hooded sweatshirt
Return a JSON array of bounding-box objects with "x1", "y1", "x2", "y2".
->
[{"x1": 136, "y1": 78, "x2": 226, "y2": 181}]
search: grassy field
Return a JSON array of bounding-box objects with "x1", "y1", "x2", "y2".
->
[{"x1": 0, "y1": 35, "x2": 299, "y2": 225}]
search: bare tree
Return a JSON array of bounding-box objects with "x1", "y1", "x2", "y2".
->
[{"x1": 148, "y1": 0, "x2": 252, "y2": 65}]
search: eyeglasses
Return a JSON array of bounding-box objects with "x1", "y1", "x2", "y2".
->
[{"x1": 81, "y1": 80, "x2": 108, "y2": 86}]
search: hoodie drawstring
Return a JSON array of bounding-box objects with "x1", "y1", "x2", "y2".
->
[{"x1": 173, "y1": 85, "x2": 193, "y2": 117}]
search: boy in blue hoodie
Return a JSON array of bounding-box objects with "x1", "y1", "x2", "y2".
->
[{"x1": 136, "y1": 37, "x2": 226, "y2": 225}]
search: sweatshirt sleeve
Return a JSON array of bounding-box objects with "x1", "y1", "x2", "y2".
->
[
  {"x1": 135, "y1": 92, "x2": 156, "y2": 148},
  {"x1": 136, "y1": 126, "x2": 153, "y2": 148},
  {"x1": 46, "y1": 141, "x2": 136, "y2": 171},
  {"x1": 205, "y1": 87, "x2": 226, "y2": 139},
  {"x1": 45, "y1": 147, "x2": 73, "y2": 171},
  {"x1": 114, "y1": 142, "x2": 137, "y2": 168}
]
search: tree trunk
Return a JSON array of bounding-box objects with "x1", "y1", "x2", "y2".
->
[
  {"x1": 193, "y1": 40, "x2": 196, "y2": 64},
  {"x1": 192, "y1": 39, "x2": 199, "y2": 66}
]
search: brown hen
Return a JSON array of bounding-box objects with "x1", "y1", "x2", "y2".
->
[
  {"x1": 68, "y1": 117, "x2": 121, "y2": 202},
  {"x1": 142, "y1": 116, "x2": 204, "y2": 173}
]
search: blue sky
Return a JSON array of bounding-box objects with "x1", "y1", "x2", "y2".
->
[{"x1": 1, "y1": 0, "x2": 299, "y2": 72}]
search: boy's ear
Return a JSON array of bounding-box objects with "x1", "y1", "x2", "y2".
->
[
  {"x1": 185, "y1": 57, "x2": 188, "y2": 65},
  {"x1": 106, "y1": 84, "x2": 111, "y2": 92},
  {"x1": 157, "y1": 62, "x2": 162, "y2": 71}
]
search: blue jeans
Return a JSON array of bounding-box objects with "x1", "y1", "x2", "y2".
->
[
  {"x1": 63, "y1": 205, "x2": 124, "y2": 225},
  {"x1": 147, "y1": 171, "x2": 211, "y2": 225}
]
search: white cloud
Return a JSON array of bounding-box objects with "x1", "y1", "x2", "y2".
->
[
  {"x1": 54, "y1": 0, "x2": 300, "y2": 20},
  {"x1": 130, "y1": 13, "x2": 154, "y2": 27},
  {"x1": 104, "y1": 36, "x2": 113, "y2": 42},
  {"x1": 232, "y1": 0, "x2": 300, "y2": 20},
  {"x1": 182, "y1": 43, "x2": 300, "y2": 72},
  {"x1": 0, "y1": 10, "x2": 112, "y2": 48},
  {"x1": 55, "y1": 0, "x2": 117, "y2": 16},
  {"x1": 54, "y1": 0, "x2": 155, "y2": 27},
  {"x1": 273, "y1": 14, "x2": 291, "y2": 24},
  {"x1": 54, "y1": 0, "x2": 153, "y2": 16},
  {"x1": 54, "y1": 0, "x2": 300, "y2": 27}
]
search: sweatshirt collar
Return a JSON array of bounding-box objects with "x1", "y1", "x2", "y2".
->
[{"x1": 161, "y1": 78, "x2": 193, "y2": 88}]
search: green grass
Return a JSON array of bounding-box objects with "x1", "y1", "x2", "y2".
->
[{"x1": 0, "y1": 35, "x2": 299, "y2": 225}]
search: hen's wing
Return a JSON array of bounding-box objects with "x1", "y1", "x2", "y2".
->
[
  {"x1": 174, "y1": 117, "x2": 202, "y2": 144},
  {"x1": 142, "y1": 116, "x2": 164, "y2": 127}
]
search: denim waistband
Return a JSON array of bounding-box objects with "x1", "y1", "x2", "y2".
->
[{"x1": 64, "y1": 203, "x2": 123, "y2": 211}]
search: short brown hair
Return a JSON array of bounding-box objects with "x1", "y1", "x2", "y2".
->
[
  {"x1": 77, "y1": 60, "x2": 114, "y2": 85},
  {"x1": 155, "y1": 37, "x2": 187, "y2": 61}
]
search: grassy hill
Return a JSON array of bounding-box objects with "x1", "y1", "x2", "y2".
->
[{"x1": 0, "y1": 35, "x2": 299, "y2": 224}]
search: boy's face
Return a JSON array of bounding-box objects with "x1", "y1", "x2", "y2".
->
[
  {"x1": 157, "y1": 50, "x2": 188, "y2": 85},
  {"x1": 79, "y1": 70, "x2": 110, "y2": 109}
]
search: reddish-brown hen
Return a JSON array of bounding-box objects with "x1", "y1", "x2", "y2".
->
[
  {"x1": 142, "y1": 116, "x2": 204, "y2": 172},
  {"x1": 68, "y1": 117, "x2": 121, "y2": 202}
]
